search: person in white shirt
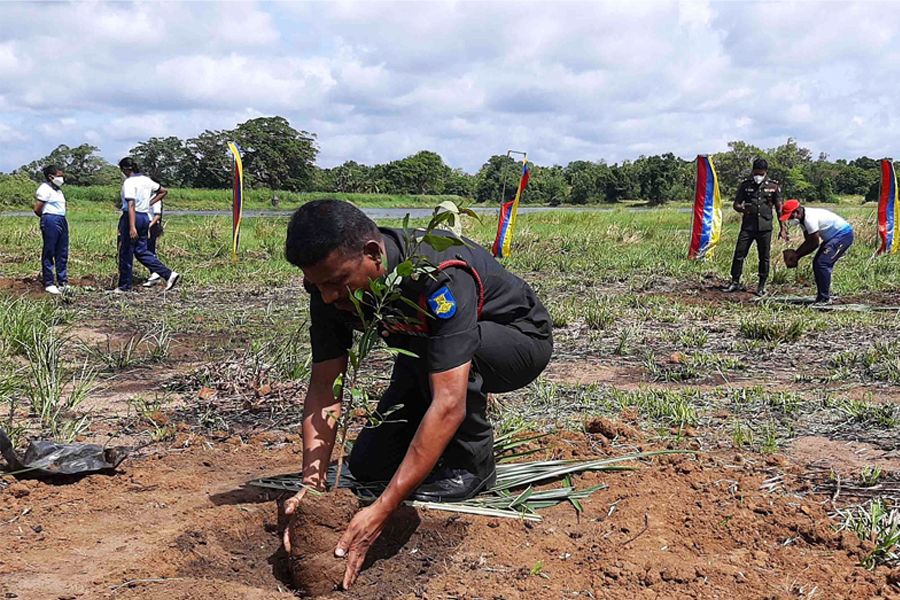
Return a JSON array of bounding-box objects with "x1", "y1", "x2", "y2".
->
[
  {"x1": 33, "y1": 165, "x2": 69, "y2": 295},
  {"x1": 115, "y1": 157, "x2": 179, "y2": 292},
  {"x1": 143, "y1": 197, "x2": 164, "y2": 287},
  {"x1": 780, "y1": 199, "x2": 855, "y2": 304}
]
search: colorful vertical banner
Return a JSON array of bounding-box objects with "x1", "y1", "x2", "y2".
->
[
  {"x1": 877, "y1": 158, "x2": 899, "y2": 255},
  {"x1": 688, "y1": 154, "x2": 723, "y2": 260},
  {"x1": 226, "y1": 141, "x2": 243, "y2": 260},
  {"x1": 492, "y1": 159, "x2": 531, "y2": 258}
]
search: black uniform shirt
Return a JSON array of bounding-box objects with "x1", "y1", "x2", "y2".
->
[
  {"x1": 308, "y1": 227, "x2": 552, "y2": 374},
  {"x1": 735, "y1": 177, "x2": 782, "y2": 232}
]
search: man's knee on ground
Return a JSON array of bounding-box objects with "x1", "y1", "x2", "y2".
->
[{"x1": 347, "y1": 447, "x2": 398, "y2": 483}]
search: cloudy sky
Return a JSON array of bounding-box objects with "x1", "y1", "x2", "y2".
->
[{"x1": 1, "y1": 1, "x2": 898, "y2": 174}]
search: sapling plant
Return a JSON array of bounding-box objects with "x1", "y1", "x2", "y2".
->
[{"x1": 329, "y1": 201, "x2": 478, "y2": 487}]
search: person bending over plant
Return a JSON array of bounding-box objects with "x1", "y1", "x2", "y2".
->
[{"x1": 281, "y1": 199, "x2": 552, "y2": 589}]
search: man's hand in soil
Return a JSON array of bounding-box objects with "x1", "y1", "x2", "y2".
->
[
  {"x1": 334, "y1": 363, "x2": 470, "y2": 589},
  {"x1": 282, "y1": 488, "x2": 307, "y2": 552},
  {"x1": 334, "y1": 501, "x2": 392, "y2": 589}
]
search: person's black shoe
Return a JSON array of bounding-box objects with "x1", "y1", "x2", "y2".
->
[
  {"x1": 755, "y1": 283, "x2": 767, "y2": 297},
  {"x1": 410, "y1": 466, "x2": 497, "y2": 503},
  {"x1": 724, "y1": 281, "x2": 744, "y2": 293},
  {"x1": 813, "y1": 296, "x2": 833, "y2": 306}
]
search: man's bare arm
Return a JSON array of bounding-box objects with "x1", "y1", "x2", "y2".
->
[
  {"x1": 127, "y1": 200, "x2": 138, "y2": 239},
  {"x1": 149, "y1": 186, "x2": 168, "y2": 206},
  {"x1": 301, "y1": 356, "x2": 348, "y2": 489},
  {"x1": 796, "y1": 231, "x2": 820, "y2": 259},
  {"x1": 376, "y1": 362, "x2": 469, "y2": 512}
]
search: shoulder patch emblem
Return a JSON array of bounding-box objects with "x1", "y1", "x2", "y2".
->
[{"x1": 428, "y1": 286, "x2": 457, "y2": 319}]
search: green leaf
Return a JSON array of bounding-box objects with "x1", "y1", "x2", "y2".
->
[
  {"x1": 460, "y1": 207, "x2": 481, "y2": 222},
  {"x1": 332, "y1": 373, "x2": 344, "y2": 398},
  {"x1": 385, "y1": 346, "x2": 419, "y2": 358},
  {"x1": 422, "y1": 233, "x2": 461, "y2": 252},
  {"x1": 398, "y1": 295, "x2": 428, "y2": 315},
  {"x1": 396, "y1": 260, "x2": 414, "y2": 277},
  {"x1": 436, "y1": 200, "x2": 460, "y2": 215}
]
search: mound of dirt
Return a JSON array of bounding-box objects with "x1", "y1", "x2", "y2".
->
[
  {"x1": 281, "y1": 488, "x2": 467, "y2": 599},
  {"x1": 585, "y1": 417, "x2": 643, "y2": 441},
  {"x1": 283, "y1": 488, "x2": 358, "y2": 596}
]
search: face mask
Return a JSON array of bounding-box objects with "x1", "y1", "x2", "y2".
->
[
  {"x1": 51, "y1": 177, "x2": 64, "y2": 187},
  {"x1": 788, "y1": 219, "x2": 800, "y2": 227},
  {"x1": 753, "y1": 175, "x2": 765, "y2": 184}
]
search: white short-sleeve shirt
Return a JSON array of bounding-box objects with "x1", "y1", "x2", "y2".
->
[
  {"x1": 151, "y1": 198, "x2": 162, "y2": 217},
  {"x1": 35, "y1": 182, "x2": 66, "y2": 216},
  {"x1": 800, "y1": 207, "x2": 852, "y2": 242},
  {"x1": 121, "y1": 174, "x2": 160, "y2": 215}
]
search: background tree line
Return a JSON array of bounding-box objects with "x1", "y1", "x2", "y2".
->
[{"x1": 9, "y1": 114, "x2": 896, "y2": 205}]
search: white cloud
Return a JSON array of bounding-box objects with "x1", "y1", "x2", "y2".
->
[
  {"x1": 0, "y1": 1, "x2": 898, "y2": 173},
  {"x1": 0, "y1": 123, "x2": 28, "y2": 144}
]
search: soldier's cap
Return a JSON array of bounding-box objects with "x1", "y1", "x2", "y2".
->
[
  {"x1": 780, "y1": 199, "x2": 800, "y2": 221},
  {"x1": 752, "y1": 158, "x2": 768, "y2": 171}
]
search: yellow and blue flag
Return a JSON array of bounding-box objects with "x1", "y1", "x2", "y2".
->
[
  {"x1": 688, "y1": 154, "x2": 722, "y2": 260},
  {"x1": 492, "y1": 160, "x2": 531, "y2": 258},
  {"x1": 227, "y1": 141, "x2": 243, "y2": 260},
  {"x1": 878, "y1": 159, "x2": 899, "y2": 255}
]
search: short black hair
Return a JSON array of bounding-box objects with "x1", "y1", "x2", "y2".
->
[
  {"x1": 752, "y1": 158, "x2": 768, "y2": 171},
  {"x1": 42, "y1": 164, "x2": 61, "y2": 179},
  {"x1": 118, "y1": 157, "x2": 140, "y2": 172},
  {"x1": 285, "y1": 199, "x2": 381, "y2": 268}
]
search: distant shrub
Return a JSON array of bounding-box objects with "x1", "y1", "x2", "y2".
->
[{"x1": 0, "y1": 173, "x2": 37, "y2": 209}]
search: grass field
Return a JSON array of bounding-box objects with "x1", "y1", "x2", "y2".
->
[{"x1": 1, "y1": 204, "x2": 898, "y2": 599}]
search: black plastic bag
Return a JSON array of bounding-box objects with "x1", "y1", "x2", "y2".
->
[{"x1": 0, "y1": 429, "x2": 128, "y2": 476}]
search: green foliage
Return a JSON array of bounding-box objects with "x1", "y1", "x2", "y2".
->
[
  {"x1": 375, "y1": 150, "x2": 451, "y2": 195},
  {"x1": 233, "y1": 116, "x2": 319, "y2": 191},
  {"x1": 474, "y1": 154, "x2": 522, "y2": 204},
  {"x1": 839, "y1": 500, "x2": 899, "y2": 569},
  {"x1": 738, "y1": 317, "x2": 807, "y2": 343},
  {"x1": 828, "y1": 342, "x2": 900, "y2": 383},
  {"x1": 129, "y1": 136, "x2": 190, "y2": 187},
  {"x1": 0, "y1": 295, "x2": 56, "y2": 356},
  {"x1": 0, "y1": 173, "x2": 38, "y2": 209},
  {"x1": 6, "y1": 131, "x2": 894, "y2": 206},
  {"x1": 183, "y1": 129, "x2": 232, "y2": 189},
  {"x1": 16, "y1": 143, "x2": 120, "y2": 186},
  {"x1": 21, "y1": 327, "x2": 95, "y2": 442}
]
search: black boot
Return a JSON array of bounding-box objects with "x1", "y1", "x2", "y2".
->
[
  {"x1": 755, "y1": 283, "x2": 767, "y2": 297},
  {"x1": 724, "y1": 281, "x2": 744, "y2": 293},
  {"x1": 411, "y1": 464, "x2": 497, "y2": 503}
]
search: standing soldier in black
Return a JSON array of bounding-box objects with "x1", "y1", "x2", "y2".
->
[
  {"x1": 280, "y1": 200, "x2": 553, "y2": 589},
  {"x1": 725, "y1": 158, "x2": 788, "y2": 296}
]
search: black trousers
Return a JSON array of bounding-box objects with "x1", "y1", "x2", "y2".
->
[
  {"x1": 348, "y1": 322, "x2": 552, "y2": 482},
  {"x1": 730, "y1": 227, "x2": 772, "y2": 286},
  {"x1": 147, "y1": 222, "x2": 161, "y2": 255}
]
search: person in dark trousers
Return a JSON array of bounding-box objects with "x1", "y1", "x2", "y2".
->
[
  {"x1": 115, "y1": 158, "x2": 179, "y2": 293},
  {"x1": 280, "y1": 200, "x2": 553, "y2": 589},
  {"x1": 780, "y1": 199, "x2": 855, "y2": 304},
  {"x1": 142, "y1": 197, "x2": 164, "y2": 287},
  {"x1": 725, "y1": 158, "x2": 788, "y2": 296},
  {"x1": 33, "y1": 165, "x2": 69, "y2": 295}
]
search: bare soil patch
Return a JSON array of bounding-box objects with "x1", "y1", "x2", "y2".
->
[
  {"x1": 788, "y1": 436, "x2": 900, "y2": 476},
  {"x1": 2, "y1": 437, "x2": 897, "y2": 600}
]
